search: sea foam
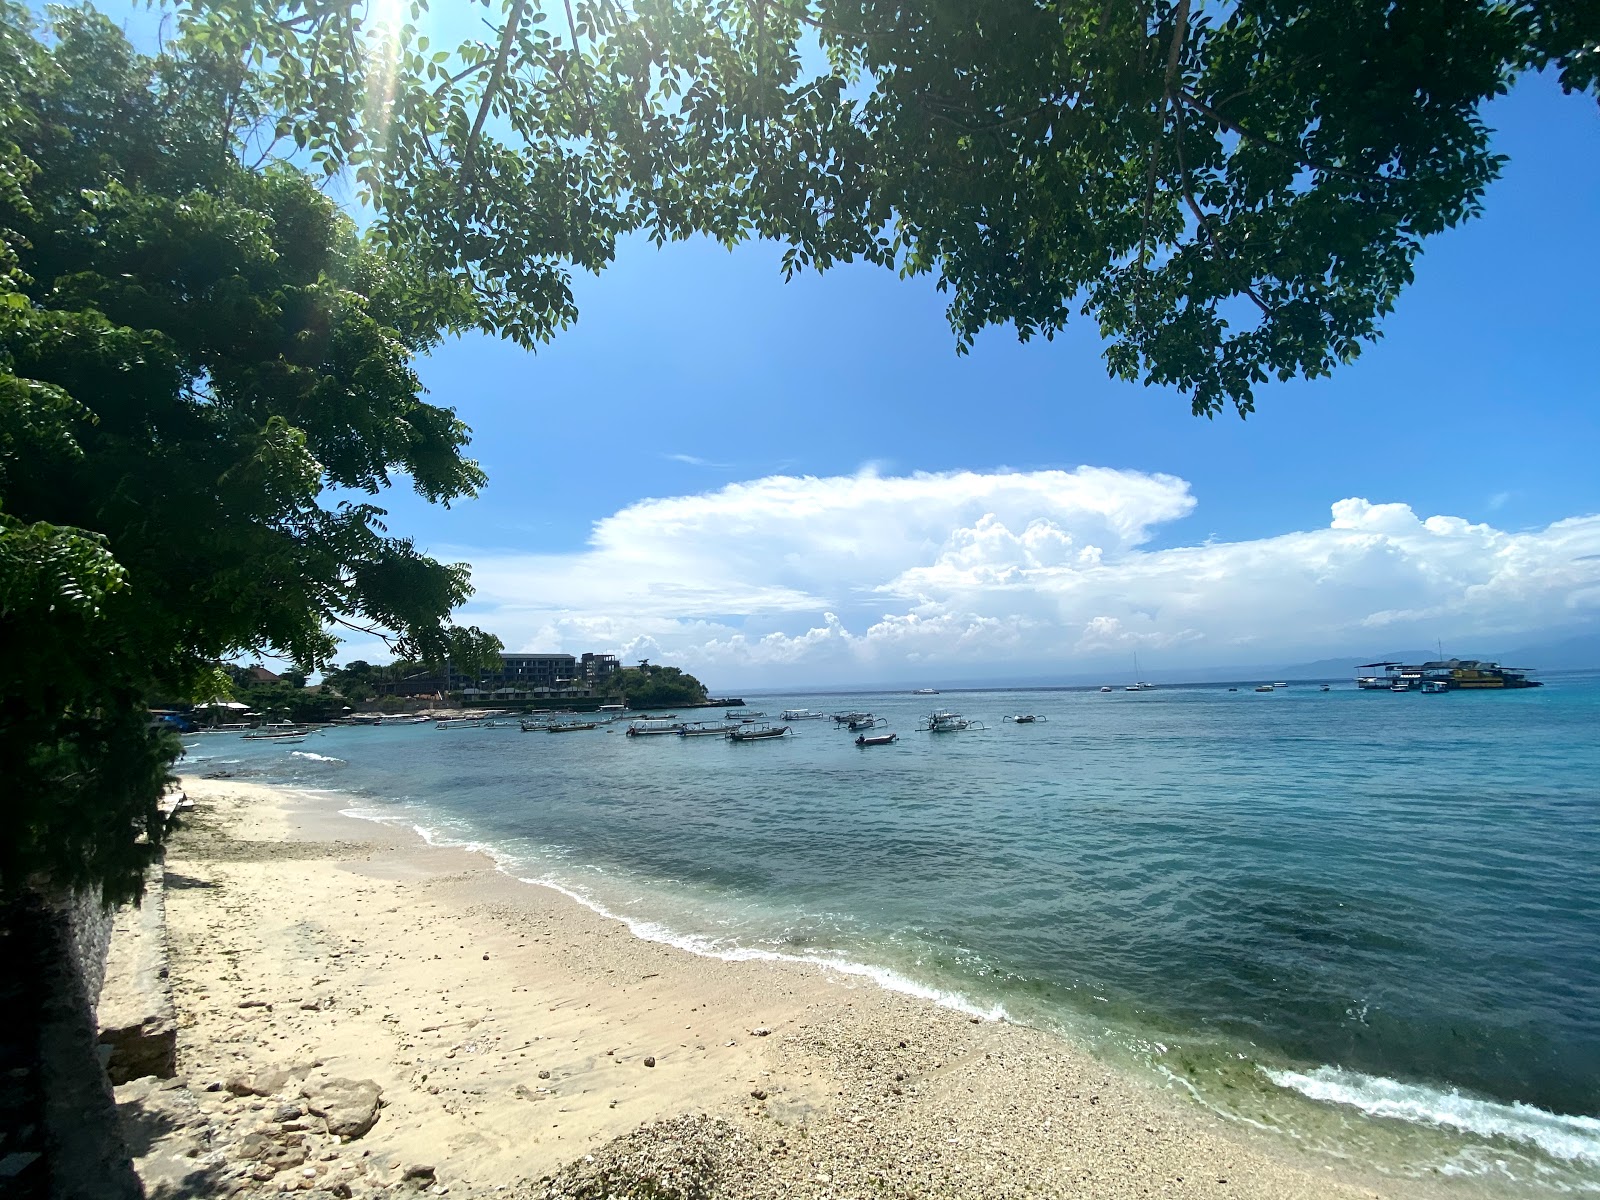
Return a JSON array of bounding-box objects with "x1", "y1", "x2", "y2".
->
[
  {"x1": 1265, "y1": 1065, "x2": 1600, "y2": 1165},
  {"x1": 291, "y1": 751, "x2": 345, "y2": 764}
]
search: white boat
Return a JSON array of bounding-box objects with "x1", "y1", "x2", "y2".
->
[
  {"x1": 856, "y1": 732, "x2": 898, "y2": 746},
  {"x1": 726, "y1": 709, "x2": 766, "y2": 720},
  {"x1": 546, "y1": 721, "x2": 598, "y2": 732},
  {"x1": 912, "y1": 688, "x2": 939, "y2": 695},
  {"x1": 435, "y1": 716, "x2": 484, "y2": 729},
  {"x1": 832, "y1": 711, "x2": 874, "y2": 725},
  {"x1": 1004, "y1": 714, "x2": 1047, "y2": 724},
  {"x1": 1254, "y1": 684, "x2": 1274, "y2": 692},
  {"x1": 1099, "y1": 686, "x2": 1113, "y2": 693},
  {"x1": 1420, "y1": 680, "x2": 1450, "y2": 694},
  {"x1": 847, "y1": 715, "x2": 887, "y2": 731},
  {"x1": 780, "y1": 708, "x2": 827, "y2": 720},
  {"x1": 919, "y1": 709, "x2": 984, "y2": 732},
  {"x1": 679, "y1": 721, "x2": 737, "y2": 737},
  {"x1": 626, "y1": 719, "x2": 683, "y2": 736}
]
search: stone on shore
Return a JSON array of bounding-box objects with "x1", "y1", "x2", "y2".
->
[{"x1": 300, "y1": 1077, "x2": 383, "y2": 1139}]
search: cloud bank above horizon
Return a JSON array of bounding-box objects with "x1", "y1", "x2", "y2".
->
[{"x1": 427, "y1": 466, "x2": 1600, "y2": 685}]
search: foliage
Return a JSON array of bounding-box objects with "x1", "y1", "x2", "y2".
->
[
  {"x1": 606, "y1": 664, "x2": 710, "y2": 709},
  {"x1": 160, "y1": 0, "x2": 1596, "y2": 416},
  {"x1": 0, "y1": 6, "x2": 498, "y2": 901}
]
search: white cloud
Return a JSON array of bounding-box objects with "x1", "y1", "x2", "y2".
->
[{"x1": 428, "y1": 467, "x2": 1600, "y2": 686}]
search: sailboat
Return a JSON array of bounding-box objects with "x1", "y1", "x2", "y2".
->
[{"x1": 1124, "y1": 652, "x2": 1151, "y2": 691}]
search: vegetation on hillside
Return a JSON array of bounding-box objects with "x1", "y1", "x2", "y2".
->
[{"x1": 605, "y1": 664, "x2": 710, "y2": 709}]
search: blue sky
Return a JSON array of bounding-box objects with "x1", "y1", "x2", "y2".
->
[
  {"x1": 86, "y1": 4, "x2": 1600, "y2": 684},
  {"x1": 353, "y1": 71, "x2": 1598, "y2": 686}
]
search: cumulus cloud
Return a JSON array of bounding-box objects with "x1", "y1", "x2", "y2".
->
[{"x1": 431, "y1": 467, "x2": 1600, "y2": 685}]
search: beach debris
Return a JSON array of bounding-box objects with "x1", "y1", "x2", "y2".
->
[
  {"x1": 748, "y1": 1027, "x2": 771, "y2": 1037},
  {"x1": 300, "y1": 1077, "x2": 383, "y2": 1139},
  {"x1": 643, "y1": 1056, "x2": 656, "y2": 1068}
]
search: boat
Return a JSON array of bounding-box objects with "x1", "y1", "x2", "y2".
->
[
  {"x1": 832, "y1": 711, "x2": 874, "y2": 725},
  {"x1": 546, "y1": 721, "x2": 598, "y2": 732},
  {"x1": 519, "y1": 718, "x2": 550, "y2": 731},
  {"x1": 1254, "y1": 684, "x2": 1274, "y2": 692},
  {"x1": 780, "y1": 708, "x2": 828, "y2": 721},
  {"x1": 911, "y1": 688, "x2": 939, "y2": 695},
  {"x1": 625, "y1": 719, "x2": 683, "y2": 736},
  {"x1": 1320, "y1": 684, "x2": 1331, "y2": 692},
  {"x1": 919, "y1": 709, "x2": 984, "y2": 732},
  {"x1": 726, "y1": 709, "x2": 766, "y2": 720},
  {"x1": 1099, "y1": 686, "x2": 1113, "y2": 693},
  {"x1": 1390, "y1": 679, "x2": 1413, "y2": 692},
  {"x1": 847, "y1": 715, "x2": 886, "y2": 731},
  {"x1": 855, "y1": 733, "x2": 898, "y2": 746},
  {"x1": 243, "y1": 724, "x2": 313, "y2": 741},
  {"x1": 727, "y1": 723, "x2": 791, "y2": 741},
  {"x1": 1004, "y1": 714, "x2": 1047, "y2": 723},
  {"x1": 435, "y1": 716, "x2": 484, "y2": 729},
  {"x1": 678, "y1": 721, "x2": 737, "y2": 737},
  {"x1": 1420, "y1": 680, "x2": 1450, "y2": 694}
]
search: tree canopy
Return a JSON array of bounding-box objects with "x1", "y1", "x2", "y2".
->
[
  {"x1": 606, "y1": 663, "x2": 711, "y2": 708},
  {"x1": 158, "y1": 0, "x2": 1597, "y2": 415},
  {"x1": 0, "y1": 4, "x2": 497, "y2": 900}
]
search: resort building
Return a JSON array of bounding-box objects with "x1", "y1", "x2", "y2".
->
[{"x1": 444, "y1": 651, "x2": 622, "y2": 696}]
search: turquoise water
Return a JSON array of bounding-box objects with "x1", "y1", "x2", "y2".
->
[{"x1": 187, "y1": 675, "x2": 1600, "y2": 1193}]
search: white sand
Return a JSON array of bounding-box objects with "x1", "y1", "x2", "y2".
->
[{"x1": 154, "y1": 775, "x2": 1409, "y2": 1198}]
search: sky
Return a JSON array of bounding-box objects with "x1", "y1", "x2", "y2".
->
[
  {"x1": 95, "y1": 4, "x2": 1600, "y2": 687},
  {"x1": 331, "y1": 71, "x2": 1597, "y2": 688}
]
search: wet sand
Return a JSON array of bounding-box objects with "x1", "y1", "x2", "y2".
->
[{"x1": 154, "y1": 775, "x2": 1399, "y2": 1198}]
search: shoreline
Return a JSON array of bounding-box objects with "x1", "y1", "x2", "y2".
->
[{"x1": 151, "y1": 773, "x2": 1416, "y2": 1198}]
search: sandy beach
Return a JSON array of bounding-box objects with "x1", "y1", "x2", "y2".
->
[{"x1": 131, "y1": 775, "x2": 1408, "y2": 1199}]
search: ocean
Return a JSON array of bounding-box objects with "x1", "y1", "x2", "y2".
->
[{"x1": 184, "y1": 674, "x2": 1600, "y2": 1194}]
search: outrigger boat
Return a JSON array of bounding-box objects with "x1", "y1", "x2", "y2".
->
[
  {"x1": 919, "y1": 709, "x2": 984, "y2": 732},
  {"x1": 726, "y1": 709, "x2": 766, "y2": 720},
  {"x1": 241, "y1": 728, "x2": 311, "y2": 743},
  {"x1": 435, "y1": 716, "x2": 485, "y2": 729},
  {"x1": 831, "y1": 711, "x2": 874, "y2": 726},
  {"x1": 727, "y1": 723, "x2": 791, "y2": 741},
  {"x1": 679, "y1": 721, "x2": 737, "y2": 737},
  {"x1": 780, "y1": 708, "x2": 827, "y2": 721},
  {"x1": 546, "y1": 721, "x2": 598, "y2": 732},
  {"x1": 847, "y1": 715, "x2": 886, "y2": 731},
  {"x1": 625, "y1": 719, "x2": 683, "y2": 737},
  {"x1": 855, "y1": 732, "x2": 898, "y2": 746},
  {"x1": 1004, "y1": 714, "x2": 1047, "y2": 724}
]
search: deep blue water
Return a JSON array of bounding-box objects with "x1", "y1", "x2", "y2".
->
[{"x1": 187, "y1": 675, "x2": 1600, "y2": 1192}]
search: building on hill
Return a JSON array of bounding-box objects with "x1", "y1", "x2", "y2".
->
[{"x1": 241, "y1": 665, "x2": 281, "y2": 684}]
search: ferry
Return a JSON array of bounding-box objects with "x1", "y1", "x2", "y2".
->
[{"x1": 1357, "y1": 659, "x2": 1542, "y2": 691}]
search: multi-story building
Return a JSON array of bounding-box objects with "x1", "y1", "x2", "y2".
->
[
  {"x1": 579, "y1": 653, "x2": 621, "y2": 686},
  {"x1": 445, "y1": 652, "x2": 579, "y2": 693}
]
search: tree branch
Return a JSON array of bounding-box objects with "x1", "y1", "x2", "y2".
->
[{"x1": 458, "y1": 0, "x2": 528, "y2": 186}]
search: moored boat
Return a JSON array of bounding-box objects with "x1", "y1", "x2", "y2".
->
[
  {"x1": 1254, "y1": 684, "x2": 1274, "y2": 692},
  {"x1": 780, "y1": 708, "x2": 827, "y2": 720},
  {"x1": 625, "y1": 719, "x2": 683, "y2": 736},
  {"x1": 847, "y1": 715, "x2": 886, "y2": 731},
  {"x1": 546, "y1": 721, "x2": 598, "y2": 732},
  {"x1": 1004, "y1": 714, "x2": 1047, "y2": 724},
  {"x1": 855, "y1": 732, "x2": 898, "y2": 746},
  {"x1": 679, "y1": 721, "x2": 737, "y2": 737},
  {"x1": 727, "y1": 723, "x2": 791, "y2": 741},
  {"x1": 919, "y1": 709, "x2": 983, "y2": 732}
]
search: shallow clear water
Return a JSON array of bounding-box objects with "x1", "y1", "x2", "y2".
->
[{"x1": 189, "y1": 675, "x2": 1600, "y2": 1193}]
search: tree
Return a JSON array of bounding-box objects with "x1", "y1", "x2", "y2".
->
[
  {"x1": 606, "y1": 664, "x2": 710, "y2": 708},
  {"x1": 162, "y1": 0, "x2": 1596, "y2": 417},
  {"x1": 0, "y1": 5, "x2": 498, "y2": 901}
]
